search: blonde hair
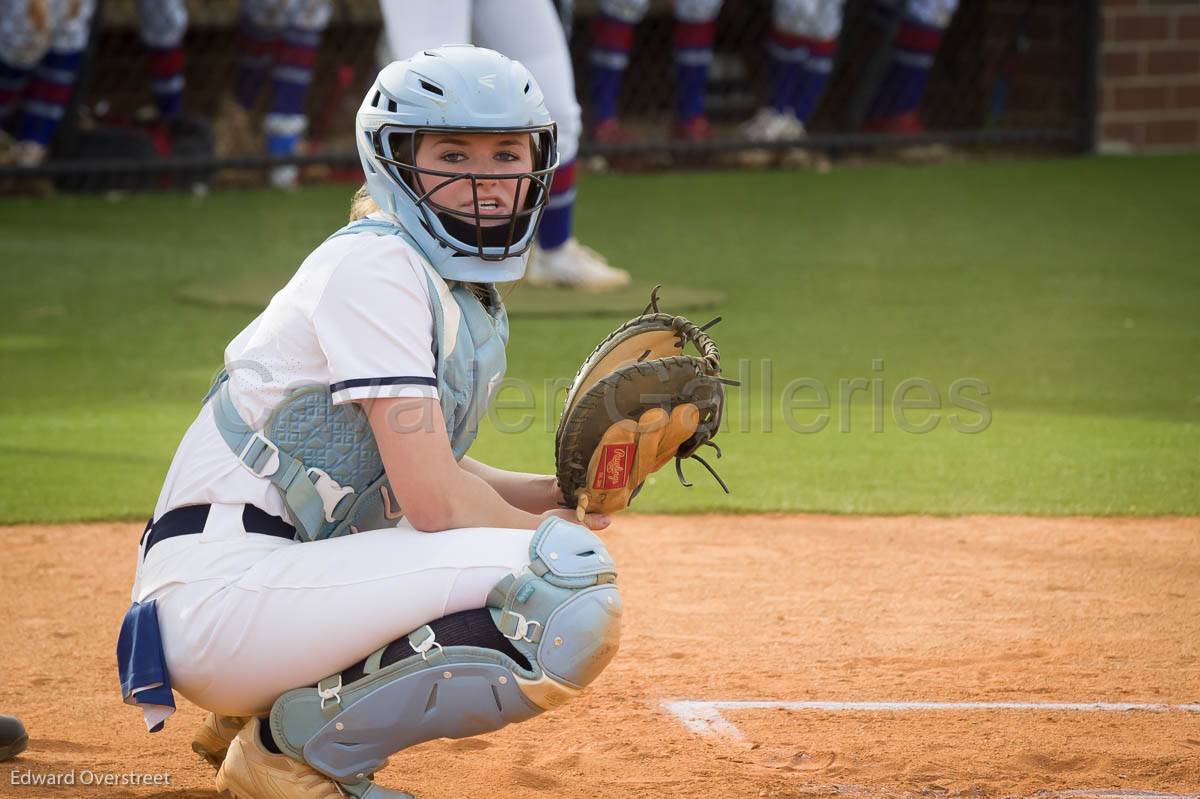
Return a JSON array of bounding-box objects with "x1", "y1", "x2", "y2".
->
[
  {"x1": 349, "y1": 183, "x2": 500, "y2": 306},
  {"x1": 349, "y1": 183, "x2": 379, "y2": 221}
]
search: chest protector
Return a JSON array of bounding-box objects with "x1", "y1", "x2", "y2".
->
[{"x1": 207, "y1": 217, "x2": 510, "y2": 542}]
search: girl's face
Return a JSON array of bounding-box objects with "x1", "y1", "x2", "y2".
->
[{"x1": 413, "y1": 132, "x2": 535, "y2": 227}]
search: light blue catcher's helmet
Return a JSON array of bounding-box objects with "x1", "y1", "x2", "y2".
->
[{"x1": 356, "y1": 45, "x2": 559, "y2": 282}]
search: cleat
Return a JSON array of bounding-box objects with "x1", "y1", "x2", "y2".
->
[
  {"x1": 862, "y1": 110, "x2": 925, "y2": 136},
  {"x1": 192, "y1": 713, "x2": 251, "y2": 771},
  {"x1": 525, "y1": 238, "x2": 631, "y2": 291},
  {"x1": 215, "y1": 717, "x2": 348, "y2": 799},
  {"x1": 588, "y1": 119, "x2": 642, "y2": 172},
  {"x1": 670, "y1": 114, "x2": 713, "y2": 143},
  {"x1": 670, "y1": 115, "x2": 714, "y2": 167},
  {"x1": 590, "y1": 117, "x2": 636, "y2": 145},
  {"x1": 736, "y1": 108, "x2": 810, "y2": 168},
  {"x1": 863, "y1": 111, "x2": 951, "y2": 162},
  {"x1": 214, "y1": 718, "x2": 408, "y2": 799},
  {"x1": 0, "y1": 715, "x2": 27, "y2": 762},
  {"x1": 739, "y1": 107, "x2": 806, "y2": 143},
  {"x1": 268, "y1": 164, "x2": 300, "y2": 190}
]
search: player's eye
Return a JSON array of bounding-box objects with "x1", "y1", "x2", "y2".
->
[
  {"x1": 494, "y1": 151, "x2": 520, "y2": 163},
  {"x1": 439, "y1": 151, "x2": 467, "y2": 163}
]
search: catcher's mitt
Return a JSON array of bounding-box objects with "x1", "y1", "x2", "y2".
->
[{"x1": 555, "y1": 287, "x2": 737, "y2": 520}]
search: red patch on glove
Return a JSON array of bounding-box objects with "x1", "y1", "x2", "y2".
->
[{"x1": 593, "y1": 442, "x2": 637, "y2": 490}]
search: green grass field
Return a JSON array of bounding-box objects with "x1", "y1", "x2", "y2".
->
[{"x1": 1, "y1": 154, "x2": 1198, "y2": 524}]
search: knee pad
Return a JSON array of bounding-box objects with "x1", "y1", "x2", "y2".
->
[
  {"x1": 268, "y1": 518, "x2": 621, "y2": 785},
  {"x1": 487, "y1": 517, "x2": 622, "y2": 709}
]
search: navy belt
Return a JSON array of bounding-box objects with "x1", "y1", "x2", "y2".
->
[{"x1": 141, "y1": 504, "x2": 295, "y2": 558}]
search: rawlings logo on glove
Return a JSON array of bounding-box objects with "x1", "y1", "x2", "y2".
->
[{"x1": 554, "y1": 287, "x2": 737, "y2": 521}]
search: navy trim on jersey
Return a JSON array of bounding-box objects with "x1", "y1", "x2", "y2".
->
[{"x1": 330, "y1": 376, "x2": 438, "y2": 394}]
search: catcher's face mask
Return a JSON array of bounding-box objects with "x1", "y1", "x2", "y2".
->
[{"x1": 373, "y1": 125, "x2": 557, "y2": 261}]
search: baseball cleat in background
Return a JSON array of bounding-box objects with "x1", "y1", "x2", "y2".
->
[
  {"x1": 590, "y1": 118, "x2": 636, "y2": 146},
  {"x1": 739, "y1": 107, "x2": 806, "y2": 143},
  {"x1": 0, "y1": 715, "x2": 28, "y2": 761},
  {"x1": 525, "y1": 239, "x2": 632, "y2": 292},
  {"x1": 736, "y1": 108, "x2": 823, "y2": 170},
  {"x1": 671, "y1": 114, "x2": 713, "y2": 144}
]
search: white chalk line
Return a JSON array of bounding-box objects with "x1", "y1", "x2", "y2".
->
[
  {"x1": 661, "y1": 700, "x2": 1200, "y2": 798},
  {"x1": 1050, "y1": 792, "x2": 1200, "y2": 799},
  {"x1": 663, "y1": 700, "x2": 1200, "y2": 739}
]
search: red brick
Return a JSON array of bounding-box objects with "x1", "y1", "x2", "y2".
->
[
  {"x1": 1147, "y1": 48, "x2": 1200, "y2": 74},
  {"x1": 1112, "y1": 14, "x2": 1170, "y2": 41},
  {"x1": 1173, "y1": 83, "x2": 1200, "y2": 108},
  {"x1": 1112, "y1": 85, "x2": 1171, "y2": 110},
  {"x1": 1103, "y1": 50, "x2": 1142, "y2": 77},
  {"x1": 1144, "y1": 118, "x2": 1199, "y2": 145},
  {"x1": 1179, "y1": 14, "x2": 1200, "y2": 40}
]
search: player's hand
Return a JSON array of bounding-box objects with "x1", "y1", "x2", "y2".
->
[{"x1": 540, "y1": 507, "x2": 611, "y2": 532}]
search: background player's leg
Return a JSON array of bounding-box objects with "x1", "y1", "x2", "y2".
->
[
  {"x1": 213, "y1": 0, "x2": 286, "y2": 168},
  {"x1": 11, "y1": 0, "x2": 94, "y2": 168},
  {"x1": 786, "y1": 0, "x2": 843, "y2": 126},
  {"x1": 472, "y1": 0, "x2": 581, "y2": 252},
  {"x1": 863, "y1": 0, "x2": 958, "y2": 133},
  {"x1": 262, "y1": 0, "x2": 332, "y2": 188},
  {"x1": 212, "y1": 0, "x2": 282, "y2": 164},
  {"x1": 379, "y1": 0, "x2": 471, "y2": 62},
  {"x1": 233, "y1": 3, "x2": 276, "y2": 112},
  {"x1": 474, "y1": 0, "x2": 631, "y2": 291},
  {"x1": 136, "y1": 0, "x2": 188, "y2": 120},
  {"x1": 743, "y1": 0, "x2": 844, "y2": 148},
  {"x1": 672, "y1": 0, "x2": 722, "y2": 142},
  {"x1": 0, "y1": 0, "x2": 46, "y2": 142},
  {"x1": 588, "y1": 0, "x2": 647, "y2": 142},
  {"x1": 0, "y1": 0, "x2": 49, "y2": 151}
]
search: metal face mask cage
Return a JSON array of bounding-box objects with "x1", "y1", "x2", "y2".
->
[{"x1": 373, "y1": 124, "x2": 559, "y2": 261}]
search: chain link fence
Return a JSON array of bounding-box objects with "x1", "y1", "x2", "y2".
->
[{"x1": 0, "y1": 0, "x2": 1097, "y2": 192}]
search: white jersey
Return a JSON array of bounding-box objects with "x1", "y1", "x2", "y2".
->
[{"x1": 150, "y1": 216, "x2": 437, "y2": 527}]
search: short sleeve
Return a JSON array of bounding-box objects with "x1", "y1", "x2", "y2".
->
[{"x1": 312, "y1": 237, "x2": 438, "y2": 405}]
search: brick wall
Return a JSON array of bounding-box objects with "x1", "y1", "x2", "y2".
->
[{"x1": 1099, "y1": 0, "x2": 1200, "y2": 152}]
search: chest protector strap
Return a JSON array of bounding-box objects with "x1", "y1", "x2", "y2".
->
[{"x1": 209, "y1": 375, "x2": 396, "y2": 542}]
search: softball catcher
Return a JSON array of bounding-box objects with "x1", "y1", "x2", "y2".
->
[{"x1": 117, "y1": 45, "x2": 729, "y2": 799}]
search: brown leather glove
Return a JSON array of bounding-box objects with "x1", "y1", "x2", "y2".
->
[{"x1": 555, "y1": 288, "x2": 734, "y2": 520}]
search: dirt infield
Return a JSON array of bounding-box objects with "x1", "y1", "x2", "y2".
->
[{"x1": 1, "y1": 514, "x2": 1197, "y2": 799}]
